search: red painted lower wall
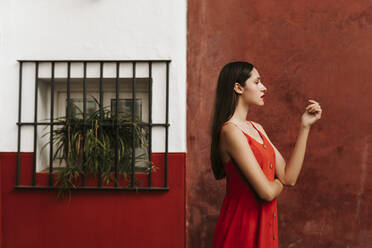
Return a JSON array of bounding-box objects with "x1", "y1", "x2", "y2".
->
[{"x1": 0, "y1": 152, "x2": 185, "y2": 248}]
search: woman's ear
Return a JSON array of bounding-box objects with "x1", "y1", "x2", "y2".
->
[{"x1": 233, "y1": 82, "x2": 243, "y2": 95}]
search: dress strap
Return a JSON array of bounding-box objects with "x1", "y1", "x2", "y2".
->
[
  {"x1": 249, "y1": 121, "x2": 265, "y2": 137},
  {"x1": 249, "y1": 121, "x2": 267, "y2": 146},
  {"x1": 249, "y1": 121, "x2": 259, "y2": 131}
]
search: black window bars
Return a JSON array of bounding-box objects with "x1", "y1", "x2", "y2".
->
[{"x1": 15, "y1": 59, "x2": 170, "y2": 191}]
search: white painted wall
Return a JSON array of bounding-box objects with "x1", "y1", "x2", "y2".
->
[{"x1": 0, "y1": 0, "x2": 187, "y2": 154}]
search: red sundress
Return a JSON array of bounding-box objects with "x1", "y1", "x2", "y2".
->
[{"x1": 213, "y1": 121, "x2": 278, "y2": 248}]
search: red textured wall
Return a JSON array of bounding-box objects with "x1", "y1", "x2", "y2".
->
[
  {"x1": 0, "y1": 152, "x2": 185, "y2": 248},
  {"x1": 187, "y1": 0, "x2": 372, "y2": 247}
]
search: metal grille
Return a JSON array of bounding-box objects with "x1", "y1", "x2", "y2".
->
[{"x1": 15, "y1": 59, "x2": 170, "y2": 191}]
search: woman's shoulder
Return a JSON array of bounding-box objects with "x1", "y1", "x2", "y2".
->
[
  {"x1": 220, "y1": 121, "x2": 240, "y2": 135},
  {"x1": 220, "y1": 121, "x2": 249, "y2": 143}
]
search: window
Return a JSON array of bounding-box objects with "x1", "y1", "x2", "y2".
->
[{"x1": 15, "y1": 60, "x2": 170, "y2": 191}]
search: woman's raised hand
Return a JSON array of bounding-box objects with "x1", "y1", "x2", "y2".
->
[{"x1": 301, "y1": 99, "x2": 322, "y2": 128}]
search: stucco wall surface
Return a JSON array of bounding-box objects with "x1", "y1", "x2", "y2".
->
[{"x1": 187, "y1": 1, "x2": 372, "y2": 247}]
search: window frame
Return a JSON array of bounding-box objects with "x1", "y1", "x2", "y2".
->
[{"x1": 15, "y1": 59, "x2": 171, "y2": 191}]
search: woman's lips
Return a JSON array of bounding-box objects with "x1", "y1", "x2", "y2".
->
[{"x1": 261, "y1": 95, "x2": 265, "y2": 98}]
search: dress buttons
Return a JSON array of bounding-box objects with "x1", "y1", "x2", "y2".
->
[
  {"x1": 273, "y1": 235, "x2": 276, "y2": 240},
  {"x1": 273, "y1": 212, "x2": 276, "y2": 217},
  {"x1": 269, "y1": 163, "x2": 273, "y2": 169},
  {"x1": 263, "y1": 144, "x2": 267, "y2": 149}
]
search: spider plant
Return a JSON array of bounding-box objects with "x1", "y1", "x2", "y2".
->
[{"x1": 41, "y1": 97, "x2": 156, "y2": 199}]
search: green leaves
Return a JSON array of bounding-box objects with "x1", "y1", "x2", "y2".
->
[{"x1": 41, "y1": 97, "x2": 153, "y2": 200}]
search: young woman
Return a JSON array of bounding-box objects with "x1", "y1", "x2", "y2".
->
[{"x1": 210, "y1": 61, "x2": 322, "y2": 247}]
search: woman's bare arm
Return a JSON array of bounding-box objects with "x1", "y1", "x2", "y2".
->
[
  {"x1": 254, "y1": 99, "x2": 322, "y2": 187},
  {"x1": 221, "y1": 123, "x2": 284, "y2": 201},
  {"x1": 256, "y1": 122, "x2": 311, "y2": 186}
]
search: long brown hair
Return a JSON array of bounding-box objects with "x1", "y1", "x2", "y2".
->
[{"x1": 210, "y1": 61, "x2": 255, "y2": 180}]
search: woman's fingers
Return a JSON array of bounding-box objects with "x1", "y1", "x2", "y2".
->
[
  {"x1": 308, "y1": 105, "x2": 322, "y2": 113},
  {"x1": 306, "y1": 103, "x2": 318, "y2": 110},
  {"x1": 305, "y1": 99, "x2": 322, "y2": 114},
  {"x1": 306, "y1": 100, "x2": 321, "y2": 110}
]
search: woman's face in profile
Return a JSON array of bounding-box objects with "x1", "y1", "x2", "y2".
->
[{"x1": 235, "y1": 67, "x2": 267, "y2": 106}]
